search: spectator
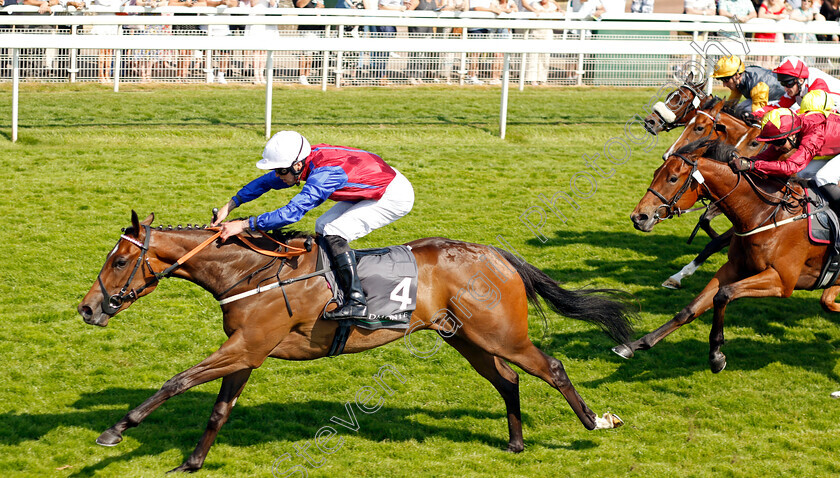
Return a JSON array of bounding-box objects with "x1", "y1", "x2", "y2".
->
[
  {"x1": 87, "y1": 0, "x2": 130, "y2": 84},
  {"x1": 205, "y1": 0, "x2": 237, "y2": 84},
  {"x1": 718, "y1": 0, "x2": 757, "y2": 22},
  {"x1": 373, "y1": 0, "x2": 405, "y2": 86},
  {"x1": 295, "y1": 0, "x2": 324, "y2": 86},
  {"x1": 439, "y1": 0, "x2": 468, "y2": 84},
  {"x1": 134, "y1": 0, "x2": 168, "y2": 83},
  {"x1": 406, "y1": 0, "x2": 437, "y2": 85},
  {"x1": 819, "y1": 0, "x2": 839, "y2": 42},
  {"x1": 245, "y1": 0, "x2": 278, "y2": 85},
  {"x1": 466, "y1": 0, "x2": 502, "y2": 85},
  {"x1": 522, "y1": 0, "x2": 558, "y2": 86},
  {"x1": 168, "y1": 0, "x2": 208, "y2": 83},
  {"x1": 570, "y1": 0, "x2": 605, "y2": 20},
  {"x1": 756, "y1": 0, "x2": 791, "y2": 41},
  {"x1": 684, "y1": 0, "x2": 715, "y2": 15},
  {"x1": 630, "y1": 0, "x2": 653, "y2": 13},
  {"x1": 792, "y1": 0, "x2": 824, "y2": 20},
  {"x1": 486, "y1": 0, "x2": 517, "y2": 85}
]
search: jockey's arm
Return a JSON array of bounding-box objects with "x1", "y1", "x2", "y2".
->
[
  {"x1": 251, "y1": 168, "x2": 348, "y2": 231},
  {"x1": 753, "y1": 129, "x2": 825, "y2": 177},
  {"x1": 750, "y1": 82, "x2": 770, "y2": 112},
  {"x1": 725, "y1": 89, "x2": 743, "y2": 107}
]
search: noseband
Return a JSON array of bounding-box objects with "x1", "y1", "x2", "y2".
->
[
  {"x1": 655, "y1": 84, "x2": 707, "y2": 132},
  {"x1": 98, "y1": 224, "x2": 155, "y2": 315}
]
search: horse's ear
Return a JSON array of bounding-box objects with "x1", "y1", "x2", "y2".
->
[
  {"x1": 142, "y1": 213, "x2": 155, "y2": 226},
  {"x1": 130, "y1": 210, "x2": 140, "y2": 238}
]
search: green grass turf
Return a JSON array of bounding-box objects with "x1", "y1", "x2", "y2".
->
[{"x1": 0, "y1": 84, "x2": 839, "y2": 477}]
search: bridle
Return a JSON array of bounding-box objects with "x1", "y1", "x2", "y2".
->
[
  {"x1": 656, "y1": 84, "x2": 708, "y2": 132},
  {"x1": 646, "y1": 152, "x2": 741, "y2": 222},
  {"x1": 96, "y1": 225, "x2": 309, "y2": 316},
  {"x1": 97, "y1": 225, "x2": 222, "y2": 315}
]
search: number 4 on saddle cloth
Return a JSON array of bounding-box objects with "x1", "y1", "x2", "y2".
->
[{"x1": 315, "y1": 238, "x2": 419, "y2": 356}]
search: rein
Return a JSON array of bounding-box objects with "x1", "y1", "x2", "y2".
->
[{"x1": 732, "y1": 178, "x2": 812, "y2": 237}]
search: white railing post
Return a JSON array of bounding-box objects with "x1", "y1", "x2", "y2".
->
[
  {"x1": 12, "y1": 48, "x2": 19, "y2": 143},
  {"x1": 322, "y1": 25, "x2": 330, "y2": 91},
  {"x1": 114, "y1": 48, "x2": 121, "y2": 92},
  {"x1": 69, "y1": 25, "x2": 77, "y2": 83},
  {"x1": 519, "y1": 29, "x2": 528, "y2": 91},
  {"x1": 336, "y1": 24, "x2": 344, "y2": 88},
  {"x1": 265, "y1": 50, "x2": 273, "y2": 140},
  {"x1": 459, "y1": 27, "x2": 467, "y2": 86},
  {"x1": 206, "y1": 49, "x2": 213, "y2": 83},
  {"x1": 500, "y1": 53, "x2": 510, "y2": 139}
]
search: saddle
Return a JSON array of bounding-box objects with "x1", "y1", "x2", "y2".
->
[
  {"x1": 315, "y1": 238, "x2": 419, "y2": 356},
  {"x1": 805, "y1": 185, "x2": 840, "y2": 289}
]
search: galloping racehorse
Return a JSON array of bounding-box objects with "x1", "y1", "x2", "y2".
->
[
  {"x1": 620, "y1": 139, "x2": 840, "y2": 376},
  {"x1": 649, "y1": 97, "x2": 766, "y2": 289},
  {"x1": 78, "y1": 212, "x2": 635, "y2": 473}
]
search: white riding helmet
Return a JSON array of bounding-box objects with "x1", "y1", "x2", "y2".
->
[{"x1": 256, "y1": 131, "x2": 312, "y2": 170}]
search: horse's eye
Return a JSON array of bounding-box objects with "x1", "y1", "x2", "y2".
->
[
  {"x1": 695, "y1": 126, "x2": 705, "y2": 132},
  {"x1": 114, "y1": 258, "x2": 129, "y2": 269},
  {"x1": 750, "y1": 140, "x2": 760, "y2": 148},
  {"x1": 668, "y1": 175, "x2": 679, "y2": 183}
]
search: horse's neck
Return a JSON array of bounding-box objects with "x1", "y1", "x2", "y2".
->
[
  {"x1": 699, "y1": 160, "x2": 791, "y2": 232},
  {"x1": 153, "y1": 231, "x2": 316, "y2": 297}
]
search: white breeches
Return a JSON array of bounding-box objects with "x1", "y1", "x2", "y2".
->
[
  {"x1": 797, "y1": 154, "x2": 840, "y2": 187},
  {"x1": 315, "y1": 169, "x2": 414, "y2": 242}
]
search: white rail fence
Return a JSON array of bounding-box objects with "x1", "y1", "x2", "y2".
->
[{"x1": 2, "y1": 10, "x2": 839, "y2": 140}]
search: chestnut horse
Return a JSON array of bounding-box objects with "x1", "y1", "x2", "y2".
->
[
  {"x1": 620, "y1": 139, "x2": 840, "y2": 375},
  {"x1": 649, "y1": 97, "x2": 766, "y2": 289},
  {"x1": 78, "y1": 211, "x2": 635, "y2": 473}
]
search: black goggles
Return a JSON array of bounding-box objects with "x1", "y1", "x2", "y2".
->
[
  {"x1": 779, "y1": 78, "x2": 798, "y2": 88},
  {"x1": 718, "y1": 75, "x2": 735, "y2": 83},
  {"x1": 769, "y1": 137, "x2": 788, "y2": 147},
  {"x1": 274, "y1": 166, "x2": 296, "y2": 176}
]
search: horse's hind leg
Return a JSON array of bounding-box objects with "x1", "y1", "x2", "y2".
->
[
  {"x1": 169, "y1": 369, "x2": 253, "y2": 473},
  {"x1": 820, "y1": 286, "x2": 840, "y2": 313},
  {"x1": 443, "y1": 335, "x2": 524, "y2": 452},
  {"x1": 497, "y1": 341, "x2": 619, "y2": 431}
]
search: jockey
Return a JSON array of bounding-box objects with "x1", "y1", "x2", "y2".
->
[
  {"x1": 712, "y1": 56, "x2": 785, "y2": 119},
  {"x1": 212, "y1": 131, "x2": 415, "y2": 320},
  {"x1": 800, "y1": 89, "x2": 837, "y2": 118},
  {"x1": 772, "y1": 56, "x2": 840, "y2": 113},
  {"x1": 730, "y1": 108, "x2": 840, "y2": 214}
]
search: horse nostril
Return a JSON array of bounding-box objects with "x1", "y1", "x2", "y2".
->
[
  {"x1": 79, "y1": 305, "x2": 93, "y2": 320},
  {"x1": 632, "y1": 213, "x2": 648, "y2": 223}
]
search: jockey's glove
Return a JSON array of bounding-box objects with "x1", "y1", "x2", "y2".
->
[{"x1": 729, "y1": 156, "x2": 754, "y2": 173}]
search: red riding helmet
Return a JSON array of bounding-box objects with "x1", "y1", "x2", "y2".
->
[
  {"x1": 758, "y1": 108, "x2": 803, "y2": 142},
  {"x1": 773, "y1": 56, "x2": 809, "y2": 79}
]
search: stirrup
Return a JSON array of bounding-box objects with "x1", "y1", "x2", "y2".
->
[{"x1": 323, "y1": 302, "x2": 368, "y2": 320}]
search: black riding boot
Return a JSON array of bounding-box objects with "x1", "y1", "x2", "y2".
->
[
  {"x1": 323, "y1": 235, "x2": 368, "y2": 320},
  {"x1": 820, "y1": 184, "x2": 840, "y2": 217}
]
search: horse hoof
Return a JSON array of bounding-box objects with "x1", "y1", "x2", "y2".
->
[
  {"x1": 96, "y1": 428, "x2": 123, "y2": 447},
  {"x1": 831, "y1": 391, "x2": 840, "y2": 399},
  {"x1": 662, "y1": 278, "x2": 681, "y2": 289},
  {"x1": 710, "y1": 354, "x2": 727, "y2": 374},
  {"x1": 612, "y1": 344, "x2": 634, "y2": 359},
  {"x1": 594, "y1": 412, "x2": 624, "y2": 429},
  {"x1": 167, "y1": 463, "x2": 200, "y2": 474},
  {"x1": 505, "y1": 442, "x2": 524, "y2": 453}
]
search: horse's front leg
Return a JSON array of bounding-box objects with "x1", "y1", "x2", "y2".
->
[
  {"x1": 169, "y1": 368, "x2": 253, "y2": 473},
  {"x1": 614, "y1": 261, "x2": 740, "y2": 359},
  {"x1": 708, "y1": 268, "x2": 785, "y2": 373},
  {"x1": 96, "y1": 331, "x2": 272, "y2": 448}
]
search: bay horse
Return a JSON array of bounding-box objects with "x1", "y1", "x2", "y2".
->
[
  {"x1": 652, "y1": 97, "x2": 766, "y2": 289},
  {"x1": 78, "y1": 211, "x2": 635, "y2": 473},
  {"x1": 620, "y1": 139, "x2": 840, "y2": 377}
]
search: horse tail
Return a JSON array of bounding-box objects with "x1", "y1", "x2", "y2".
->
[{"x1": 494, "y1": 248, "x2": 636, "y2": 344}]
